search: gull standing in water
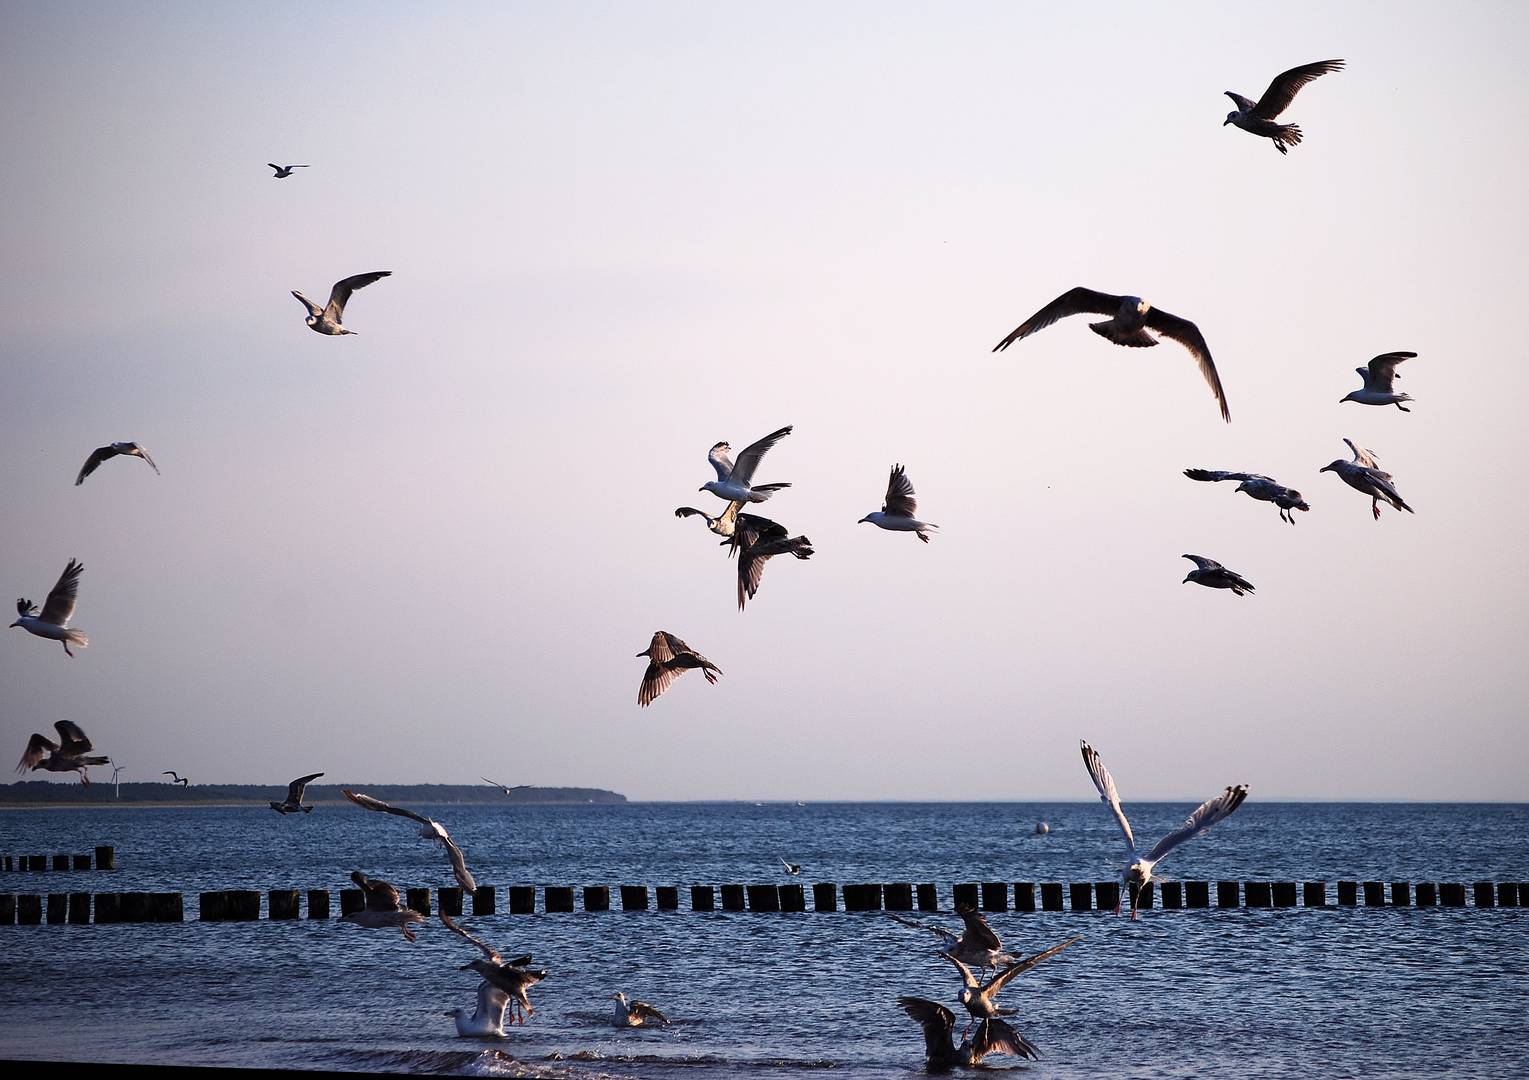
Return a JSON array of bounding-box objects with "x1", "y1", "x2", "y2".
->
[
  {"x1": 1341, "y1": 352, "x2": 1416, "y2": 411},
  {"x1": 1321, "y1": 438, "x2": 1415, "y2": 520},
  {"x1": 611, "y1": 992, "x2": 671, "y2": 1028},
  {"x1": 887, "y1": 905, "x2": 1018, "y2": 976},
  {"x1": 1223, "y1": 60, "x2": 1345, "y2": 154},
  {"x1": 267, "y1": 163, "x2": 309, "y2": 178},
  {"x1": 636, "y1": 631, "x2": 722, "y2": 708},
  {"x1": 1182, "y1": 554, "x2": 1255, "y2": 596},
  {"x1": 859, "y1": 464, "x2": 938, "y2": 542},
  {"x1": 439, "y1": 912, "x2": 537, "y2": 1034},
  {"x1": 343, "y1": 870, "x2": 428, "y2": 941},
  {"x1": 898, "y1": 997, "x2": 1036, "y2": 1067},
  {"x1": 291, "y1": 271, "x2": 391, "y2": 335},
  {"x1": 16, "y1": 721, "x2": 110, "y2": 784},
  {"x1": 1184, "y1": 469, "x2": 1310, "y2": 524},
  {"x1": 342, "y1": 789, "x2": 477, "y2": 892},
  {"x1": 698, "y1": 425, "x2": 794, "y2": 504},
  {"x1": 728, "y1": 514, "x2": 813, "y2": 610},
  {"x1": 10, "y1": 559, "x2": 88, "y2": 656},
  {"x1": 993, "y1": 287, "x2": 1230, "y2": 422},
  {"x1": 1080, "y1": 739, "x2": 1249, "y2": 919},
  {"x1": 75, "y1": 442, "x2": 159, "y2": 486},
  {"x1": 162, "y1": 771, "x2": 190, "y2": 786},
  {"x1": 269, "y1": 772, "x2": 324, "y2": 814}
]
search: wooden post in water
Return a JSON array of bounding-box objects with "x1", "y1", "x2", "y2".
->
[
  {"x1": 656, "y1": 886, "x2": 679, "y2": 911},
  {"x1": 1040, "y1": 883, "x2": 1064, "y2": 911},
  {"x1": 719, "y1": 884, "x2": 745, "y2": 911},
  {"x1": 28, "y1": 855, "x2": 45, "y2": 872},
  {"x1": 52, "y1": 855, "x2": 69, "y2": 872},
  {"x1": 96, "y1": 893, "x2": 122, "y2": 923},
  {"x1": 780, "y1": 883, "x2": 805, "y2": 912},
  {"x1": 120, "y1": 892, "x2": 151, "y2": 922},
  {"x1": 95, "y1": 846, "x2": 115, "y2": 871},
  {"x1": 339, "y1": 888, "x2": 364, "y2": 916},
  {"x1": 1216, "y1": 881, "x2": 1240, "y2": 908},
  {"x1": 1272, "y1": 882, "x2": 1297, "y2": 908},
  {"x1": 403, "y1": 887, "x2": 430, "y2": 916},
  {"x1": 1415, "y1": 882, "x2": 1437, "y2": 907},
  {"x1": 269, "y1": 889, "x2": 300, "y2": 920},
  {"x1": 1362, "y1": 881, "x2": 1385, "y2": 906},
  {"x1": 747, "y1": 884, "x2": 780, "y2": 912},
  {"x1": 620, "y1": 885, "x2": 649, "y2": 912},
  {"x1": 226, "y1": 890, "x2": 258, "y2": 920},
  {"x1": 73, "y1": 854, "x2": 91, "y2": 871},
  {"x1": 0, "y1": 894, "x2": 14, "y2": 924},
  {"x1": 1439, "y1": 883, "x2": 1465, "y2": 907},
  {"x1": 883, "y1": 883, "x2": 913, "y2": 911},
  {"x1": 1160, "y1": 881, "x2": 1182, "y2": 909},
  {"x1": 581, "y1": 885, "x2": 609, "y2": 913},
  {"x1": 1013, "y1": 882, "x2": 1035, "y2": 912},
  {"x1": 510, "y1": 886, "x2": 537, "y2": 914},
  {"x1": 153, "y1": 893, "x2": 184, "y2": 922},
  {"x1": 916, "y1": 883, "x2": 938, "y2": 912},
  {"x1": 1337, "y1": 881, "x2": 1358, "y2": 906},
  {"x1": 981, "y1": 882, "x2": 1007, "y2": 911},
  {"x1": 690, "y1": 884, "x2": 715, "y2": 912},
  {"x1": 1497, "y1": 883, "x2": 1519, "y2": 907},
  {"x1": 1069, "y1": 882, "x2": 1093, "y2": 912},
  {"x1": 812, "y1": 882, "x2": 836, "y2": 912},
  {"x1": 18, "y1": 895, "x2": 42, "y2": 924},
  {"x1": 438, "y1": 887, "x2": 463, "y2": 916},
  {"x1": 1244, "y1": 882, "x2": 1272, "y2": 908},
  {"x1": 1096, "y1": 882, "x2": 1120, "y2": 913},
  {"x1": 1303, "y1": 882, "x2": 1327, "y2": 908},
  {"x1": 1185, "y1": 881, "x2": 1210, "y2": 908},
  {"x1": 1391, "y1": 882, "x2": 1411, "y2": 907},
  {"x1": 1137, "y1": 881, "x2": 1155, "y2": 911},
  {"x1": 952, "y1": 883, "x2": 979, "y2": 910},
  {"x1": 544, "y1": 886, "x2": 574, "y2": 913},
  {"x1": 1473, "y1": 882, "x2": 1495, "y2": 908},
  {"x1": 473, "y1": 885, "x2": 496, "y2": 915},
  {"x1": 307, "y1": 890, "x2": 330, "y2": 919},
  {"x1": 46, "y1": 893, "x2": 66, "y2": 923}
]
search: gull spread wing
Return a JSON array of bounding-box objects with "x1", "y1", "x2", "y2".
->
[
  {"x1": 38, "y1": 559, "x2": 84, "y2": 626},
  {"x1": 352, "y1": 870, "x2": 405, "y2": 911},
  {"x1": 975, "y1": 1017, "x2": 1040, "y2": 1062},
  {"x1": 982, "y1": 935, "x2": 1083, "y2": 999},
  {"x1": 727, "y1": 425, "x2": 793, "y2": 487},
  {"x1": 17, "y1": 733, "x2": 58, "y2": 772},
  {"x1": 1252, "y1": 59, "x2": 1345, "y2": 120},
  {"x1": 439, "y1": 911, "x2": 502, "y2": 965},
  {"x1": 53, "y1": 720, "x2": 94, "y2": 755},
  {"x1": 1182, "y1": 554, "x2": 1222, "y2": 572},
  {"x1": 897, "y1": 997, "x2": 956, "y2": 1060},
  {"x1": 885, "y1": 912, "x2": 959, "y2": 948},
  {"x1": 955, "y1": 905, "x2": 1002, "y2": 953},
  {"x1": 628, "y1": 1000, "x2": 670, "y2": 1025},
  {"x1": 1366, "y1": 351, "x2": 1414, "y2": 392},
  {"x1": 343, "y1": 787, "x2": 431, "y2": 826},
  {"x1": 1223, "y1": 91, "x2": 1259, "y2": 113},
  {"x1": 130, "y1": 443, "x2": 160, "y2": 474},
  {"x1": 1184, "y1": 469, "x2": 1266, "y2": 484},
  {"x1": 649, "y1": 631, "x2": 681, "y2": 663},
  {"x1": 992, "y1": 286, "x2": 1123, "y2": 352},
  {"x1": 325, "y1": 271, "x2": 392, "y2": 319},
  {"x1": 343, "y1": 788, "x2": 476, "y2": 890},
  {"x1": 288, "y1": 771, "x2": 324, "y2": 801},
  {"x1": 1142, "y1": 307, "x2": 1230, "y2": 422},
  {"x1": 1343, "y1": 438, "x2": 1384, "y2": 473},
  {"x1": 1144, "y1": 784, "x2": 1249, "y2": 865},
  {"x1": 882, "y1": 464, "x2": 918, "y2": 517},
  {"x1": 1080, "y1": 740, "x2": 1136, "y2": 853},
  {"x1": 940, "y1": 951, "x2": 981, "y2": 991},
  {"x1": 75, "y1": 446, "x2": 120, "y2": 485}
]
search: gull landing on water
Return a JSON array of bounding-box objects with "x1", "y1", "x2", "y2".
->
[
  {"x1": 993, "y1": 287, "x2": 1230, "y2": 422},
  {"x1": 1182, "y1": 554, "x2": 1255, "y2": 596},
  {"x1": 699, "y1": 425, "x2": 793, "y2": 504},
  {"x1": 611, "y1": 992, "x2": 671, "y2": 1028},
  {"x1": 1080, "y1": 739, "x2": 1248, "y2": 919},
  {"x1": 270, "y1": 772, "x2": 324, "y2": 813},
  {"x1": 439, "y1": 912, "x2": 539, "y2": 1032},
  {"x1": 267, "y1": 163, "x2": 309, "y2": 178},
  {"x1": 341, "y1": 788, "x2": 477, "y2": 893},
  {"x1": 11, "y1": 559, "x2": 88, "y2": 656},
  {"x1": 1321, "y1": 438, "x2": 1414, "y2": 520},
  {"x1": 291, "y1": 271, "x2": 391, "y2": 335},
  {"x1": 636, "y1": 631, "x2": 722, "y2": 708},
  {"x1": 76, "y1": 442, "x2": 158, "y2": 486},
  {"x1": 17, "y1": 721, "x2": 110, "y2": 784},
  {"x1": 898, "y1": 997, "x2": 1035, "y2": 1067},
  {"x1": 1342, "y1": 352, "x2": 1416, "y2": 411},
  {"x1": 860, "y1": 464, "x2": 938, "y2": 542},
  {"x1": 942, "y1": 937, "x2": 1081, "y2": 1036},
  {"x1": 1224, "y1": 60, "x2": 1345, "y2": 154},
  {"x1": 1184, "y1": 469, "x2": 1310, "y2": 525}
]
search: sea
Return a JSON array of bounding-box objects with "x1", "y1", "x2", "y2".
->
[{"x1": 2, "y1": 801, "x2": 1526, "y2": 1078}]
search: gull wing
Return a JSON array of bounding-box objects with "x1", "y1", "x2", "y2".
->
[
  {"x1": 992, "y1": 286, "x2": 1123, "y2": 352},
  {"x1": 288, "y1": 771, "x2": 324, "y2": 801},
  {"x1": 707, "y1": 442, "x2": 736, "y2": 483},
  {"x1": 442, "y1": 833, "x2": 477, "y2": 893},
  {"x1": 1182, "y1": 554, "x2": 1222, "y2": 572},
  {"x1": 1366, "y1": 351, "x2": 1414, "y2": 392},
  {"x1": 886, "y1": 912, "x2": 960, "y2": 949},
  {"x1": 476, "y1": 980, "x2": 510, "y2": 1028},
  {"x1": 1184, "y1": 469, "x2": 1265, "y2": 484},
  {"x1": 897, "y1": 997, "x2": 956, "y2": 1060},
  {"x1": 1143, "y1": 307, "x2": 1230, "y2": 422},
  {"x1": 53, "y1": 720, "x2": 94, "y2": 755},
  {"x1": 728, "y1": 425, "x2": 793, "y2": 487},
  {"x1": 1145, "y1": 784, "x2": 1250, "y2": 865},
  {"x1": 882, "y1": 464, "x2": 918, "y2": 517},
  {"x1": 17, "y1": 733, "x2": 59, "y2": 773},
  {"x1": 325, "y1": 271, "x2": 392, "y2": 320},
  {"x1": 975, "y1": 1017, "x2": 1040, "y2": 1062},
  {"x1": 628, "y1": 1000, "x2": 670, "y2": 1025},
  {"x1": 939, "y1": 950, "x2": 981, "y2": 991},
  {"x1": 439, "y1": 912, "x2": 502, "y2": 965},
  {"x1": 129, "y1": 443, "x2": 160, "y2": 474},
  {"x1": 290, "y1": 290, "x2": 324, "y2": 318},
  {"x1": 1223, "y1": 91, "x2": 1258, "y2": 113},
  {"x1": 1252, "y1": 59, "x2": 1345, "y2": 120},
  {"x1": 75, "y1": 446, "x2": 121, "y2": 486},
  {"x1": 638, "y1": 659, "x2": 678, "y2": 707},
  {"x1": 1343, "y1": 438, "x2": 1384, "y2": 473},
  {"x1": 955, "y1": 905, "x2": 1002, "y2": 953},
  {"x1": 38, "y1": 559, "x2": 84, "y2": 626},
  {"x1": 982, "y1": 935, "x2": 1083, "y2": 999},
  {"x1": 1080, "y1": 740, "x2": 1136, "y2": 854},
  {"x1": 648, "y1": 631, "x2": 681, "y2": 663},
  {"x1": 343, "y1": 787, "x2": 430, "y2": 826},
  {"x1": 267, "y1": 164, "x2": 282, "y2": 173},
  {"x1": 351, "y1": 870, "x2": 405, "y2": 911}
]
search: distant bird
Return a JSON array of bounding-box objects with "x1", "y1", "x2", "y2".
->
[
  {"x1": 611, "y1": 991, "x2": 671, "y2": 1028},
  {"x1": 887, "y1": 905, "x2": 1017, "y2": 976},
  {"x1": 993, "y1": 287, "x2": 1230, "y2": 422},
  {"x1": 269, "y1": 771, "x2": 324, "y2": 814},
  {"x1": 10, "y1": 559, "x2": 88, "y2": 657},
  {"x1": 781, "y1": 857, "x2": 801, "y2": 875},
  {"x1": 1341, "y1": 351, "x2": 1416, "y2": 411},
  {"x1": 859, "y1": 464, "x2": 938, "y2": 542},
  {"x1": 343, "y1": 870, "x2": 427, "y2": 941},
  {"x1": 727, "y1": 515, "x2": 813, "y2": 610},
  {"x1": 1320, "y1": 438, "x2": 1414, "y2": 520},
  {"x1": 16, "y1": 721, "x2": 109, "y2": 784},
  {"x1": 439, "y1": 912, "x2": 536, "y2": 1033},
  {"x1": 942, "y1": 936, "x2": 1081, "y2": 1029},
  {"x1": 291, "y1": 271, "x2": 391, "y2": 335},
  {"x1": 1184, "y1": 469, "x2": 1311, "y2": 525},
  {"x1": 1080, "y1": 739, "x2": 1248, "y2": 919},
  {"x1": 162, "y1": 771, "x2": 190, "y2": 786},
  {"x1": 267, "y1": 163, "x2": 309, "y2": 178},
  {"x1": 1181, "y1": 554, "x2": 1255, "y2": 596},
  {"x1": 636, "y1": 631, "x2": 722, "y2": 708},
  {"x1": 341, "y1": 788, "x2": 477, "y2": 893},
  {"x1": 1224, "y1": 60, "x2": 1345, "y2": 154},
  {"x1": 674, "y1": 501, "x2": 745, "y2": 537},
  {"x1": 75, "y1": 442, "x2": 159, "y2": 486},
  {"x1": 480, "y1": 776, "x2": 529, "y2": 797},
  {"x1": 898, "y1": 996, "x2": 1036, "y2": 1066},
  {"x1": 699, "y1": 425, "x2": 793, "y2": 504}
]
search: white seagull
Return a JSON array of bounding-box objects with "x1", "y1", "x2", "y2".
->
[
  {"x1": 268, "y1": 163, "x2": 310, "y2": 178},
  {"x1": 1181, "y1": 554, "x2": 1255, "y2": 596},
  {"x1": 342, "y1": 788, "x2": 477, "y2": 893},
  {"x1": 75, "y1": 442, "x2": 159, "y2": 486},
  {"x1": 859, "y1": 464, "x2": 938, "y2": 542},
  {"x1": 1184, "y1": 469, "x2": 1310, "y2": 525},
  {"x1": 269, "y1": 771, "x2": 324, "y2": 814},
  {"x1": 1224, "y1": 60, "x2": 1345, "y2": 154},
  {"x1": 16, "y1": 721, "x2": 110, "y2": 784},
  {"x1": 439, "y1": 912, "x2": 536, "y2": 1034},
  {"x1": 1079, "y1": 739, "x2": 1249, "y2": 918},
  {"x1": 10, "y1": 559, "x2": 88, "y2": 656},
  {"x1": 291, "y1": 271, "x2": 391, "y2": 335},
  {"x1": 1320, "y1": 438, "x2": 1414, "y2": 520},
  {"x1": 993, "y1": 287, "x2": 1230, "y2": 422},
  {"x1": 699, "y1": 425, "x2": 793, "y2": 504},
  {"x1": 1341, "y1": 351, "x2": 1416, "y2": 411},
  {"x1": 636, "y1": 631, "x2": 722, "y2": 708},
  {"x1": 480, "y1": 776, "x2": 530, "y2": 797},
  {"x1": 781, "y1": 857, "x2": 802, "y2": 875},
  {"x1": 611, "y1": 992, "x2": 671, "y2": 1028}
]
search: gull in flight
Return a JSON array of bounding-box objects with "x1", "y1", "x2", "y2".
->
[
  {"x1": 11, "y1": 559, "x2": 88, "y2": 656},
  {"x1": 699, "y1": 425, "x2": 793, "y2": 504},
  {"x1": 674, "y1": 500, "x2": 745, "y2": 537},
  {"x1": 480, "y1": 776, "x2": 530, "y2": 797},
  {"x1": 781, "y1": 857, "x2": 801, "y2": 875},
  {"x1": 887, "y1": 905, "x2": 1018, "y2": 976},
  {"x1": 636, "y1": 631, "x2": 722, "y2": 708},
  {"x1": 440, "y1": 912, "x2": 545, "y2": 1025},
  {"x1": 343, "y1": 870, "x2": 428, "y2": 941},
  {"x1": 611, "y1": 992, "x2": 671, "y2": 1028},
  {"x1": 898, "y1": 996, "x2": 1036, "y2": 1067},
  {"x1": 269, "y1": 771, "x2": 324, "y2": 814},
  {"x1": 1181, "y1": 554, "x2": 1255, "y2": 596},
  {"x1": 439, "y1": 912, "x2": 537, "y2": 1033},
  {"x1": 993, "y1": 287, "x2": 1230, "y2": 422},
  {"x1": 342, "y1": 788, "x2": 477, "y2": 893},
  {"x1": 162, "y1": 771, "x2": 190, "y2": 786},
  {"x1": 726, "y1": 514, "x2": 814, "y2": 610},
  {"x1": 16, "y1": 721, "x2": 110, "y2": 784},
  {"x1": 1224, "y1": 59, "x2": 1345, "y2": 154},
  {"x1": 942, "y1": 937, "x2": 1081, "y2": 1041},
  {"x1": 267, "y1": 163, "x2": 309, "y2": 178},
  {"x1": 1320, "y1": 438, "x2": 1414, "y2": 520},
  {"x1": 1184, "y1": 469, "x2": 1310, "y2": 525},
  {"x1": 859, "y1": 464, "x2": 938, "y2": 543},
  {"x1": 1341, "y1": 351, "x2": 1416, "y2": 411},
  {"x1": 291, "y1": 271, "x2": 391, "y2": 335},
  {"x1": 75, "y1": 442, "x2": 159, "y2": 486},
  {"x1": 1080, "y1": 739, "x2": 1249, "y2": 918}
]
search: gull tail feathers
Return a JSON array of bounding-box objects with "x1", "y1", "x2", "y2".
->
[{"x1": 1273, "y1": 124, "x2": 1302, "y2": 153}]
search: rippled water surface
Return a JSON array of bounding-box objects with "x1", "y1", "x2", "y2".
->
[{"x1": 3, "y1": 801, "x2": 1526, "y2": 1077}]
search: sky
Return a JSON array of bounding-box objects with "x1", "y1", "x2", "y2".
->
[{"x1": 2, "y1": 1, "x2": 1527, "y2": 801}]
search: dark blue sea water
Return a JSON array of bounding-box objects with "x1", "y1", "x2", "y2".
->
[{"x1": 3, "y1": 802, "x2": 1526, "y2": 1077}]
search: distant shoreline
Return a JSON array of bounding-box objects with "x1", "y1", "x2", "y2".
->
[{"x1": 0, "y1": 782, "x2": 627, "y2": 808}]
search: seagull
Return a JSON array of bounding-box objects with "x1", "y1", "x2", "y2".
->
[
  {"x1": 898, "y1": 997, "x2": 1036, "y2": 1067},
  {"x1": 636, "y1": 631, "x2": 722, "y2": 708},
  {"x1": 291, "y1": 271, "x2": 391, "y2": 335},
  {"x1": 781, "y1": 857, "x2": 801, "y2": 875},
  {"x1": 1224, "y1": 60, "x2": 1345, "y2": 154},
  {"x1": 611, "y1": 992, "x2": 671, "y2": 1028},
  {"x1": 887, "y1": 905, "x2": 1018, "y2": 976},
  {"x1": 942, "y1": 937, "x2": 1081, "y2": 1029},
  {"x1": 343, "y1": 870, "x2": 428, "y2": 941},
  {"x1": 439, "y1": 912, "x2": 537, "y2": 1032},
  {"x1": 269, "y1": 772, "x2": 324, "y2": 814},
  {"x1": 162, "y1": 771, "x2": 190, "y2": 786},
  {"x1": 859, "y1": 464, "x2": 939, "y2": 542},
  {"x1": 16, "y1": 721, "x2": 110, "y2": 784},
  {"x1": 726, "y1": 515, "x2": 813, "y2": 610},
  {"x1": 267, "y1": 163, "x2": 310, "y2": 178},
  {"x1": 1184, "y1": 469, "x2": 1310, "y2": 525},
  {"x1": 440, "y1": 913, "x2": 546, "y2": 1025},
  {"x1": 341, "y1": 788, "x2": 477, "y2": 893},
  {"x1": 674, "y1": 501, "x2": 745, "y2": 537},
  {"x1": 1181, "y1": 554, "x2": 1255, "y2": 596},
  {"x1": 1341, "y1": 352, "x2": 1416, "y2": 411},
  {"x1": 1080, "y1": 739, "x2": 1249, "y2": 919},
  {"x1": 1320, "y1": 438, "x2": 1414, "y2": 520},
  {"x1": 699, "y1": 425, "x2": 793, "y2": 504},
  {"x1": 10, "y1": 559, "x2": 88, "y2": 656},
  {"x1": 75, "y1": 442, "x2": 159, "y2": 486},
  {"x1": 993, "y1": 287, "x2": 1230, "y2": 422},
  {"x1": 480, "y1": 776, "x2": 530, "y2": 797}
]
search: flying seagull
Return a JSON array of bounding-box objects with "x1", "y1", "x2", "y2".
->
[
  {"x1": 942, "y1": 937, "x2": 1081, "y2": 1029},
  {"x1": 859, "y1": 464, "x2": 939, "y2": 542},
  {"x1": 291, "y1": 271, "x2": 391, "y2": 335},
  {"x1": 162, "y1": 771, "x2": 190, "y2": 786},
  {"x1": 674, "y1": 501, "x2": 745, "y2": 537},
  {"x1": 992, "y1": 287, "x2": 1230, "y2": 422},
  {"x1": 343, "y1": 870, "x2": 428, "y2": 941},
  {"x1": 898, "y1": 997, "x2": 1037, "y2": 1067},
  {"x1": 440, "y1": 912, "x2": 545, "y2": 1025},
  {"x1": 611, "y1": 992, "x2": 671, "y2": 1028},
  {"x1": 480, "y1": 776, "x2": 530, "y2": 797},
  {"x1": 699, "y1": 425, "x2": 793, "y2": 504},
  {"x1": 726, "y1": 515, "x2": 814, "y2": 610},
  {"x1": 636, "y1": 631, "x2": 722, "y2": 708},
  {"x1": 1224, "y1": 60, "x2": 1345, "y2": 154},
  {"x1": 887, "y1": 905, "x2": 1018, "y2": 976},
  {"x1": 75, "y1": 442, "x2": 158, "y2": 486},
  {"x1": 1181, "y1": 554, "x2": 1255, "y2": 596},
  {"x1": 1320, "y1": 438, "x2": 1414, "y2": 520},
  {"x1": 1184, "y1": 469, "x2": 1310, "y2": 525},
  {"x1": 781, "y1": 857, "x2": 802, "y2": 875},
  {"x1": 1341, "y1": 351, "x2": 1416, "y2": 411},
  {"x1": 11, "y1": 559, "x2": 88, "y2": 656},
  {"x1": 341, "y1": 788, "x2": 477, "y2": 893},
  {"x1": 270, "y1": 771, "x2": 324, "y2": 814},
  {"x1": 16, "y1": 721, "x2": 110, "y2": 784},
  {"x1": 438, "y1": 912, "x2": 536, "y2": 1033},
  {"x1": 267, "y1": 163, "x2": 310, "y2": 178},
  {"x1": 1080, "y1": 739, "x2": 1248, "y2": 918}
]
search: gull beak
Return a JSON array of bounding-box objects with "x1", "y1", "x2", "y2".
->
[
  {"x1": 1181, "y1": 576, "x2": 1191, "y2": 584},
  {"x1": 1222, "y1": 117, "x2": 1232, "y2": 126},
  {"x1": 635, "y1": 650, "x2": 648, "y2": 657}
]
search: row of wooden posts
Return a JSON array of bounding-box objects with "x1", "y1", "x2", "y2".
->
[
  {"x1": 2, "y1": 847, "x2": 116, "y2": 872},
  {"x1": 2, "y1": 878, "x2": 1524, "y2": 924}
]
